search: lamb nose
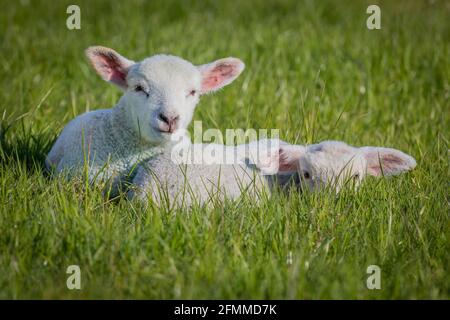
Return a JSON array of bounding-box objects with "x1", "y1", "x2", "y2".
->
[
  {"x1": 158, "y1": 113, "x2": 179, "y2": 133},
  {"x1": 158, "y1": 113, "x2": 169, "y2": 124}
]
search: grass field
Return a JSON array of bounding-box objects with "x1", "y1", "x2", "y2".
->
[{"x1": 0, "y1": 0, "x2": 449, "y2": 299}]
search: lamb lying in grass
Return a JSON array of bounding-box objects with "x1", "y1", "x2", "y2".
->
[
  {"x1": 45, "y1": 46, "x2": 245, "y2": 194},
  {"x1": 129, "y1": 140, "x2": 416, "y2": 207},
  {"x1": 128, "y1": 139, "x2": 290, "y2": 206}
]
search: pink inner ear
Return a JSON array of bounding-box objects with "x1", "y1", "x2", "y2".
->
[
  {"x1": 367, "y1": 163, "x2": 382, "y2": 176},
  {"x1": 367, "y1": 154, "x2": 405, "y2": 176},
  {"x1": 201, "y1": 64, "x2": 237, "y2": 92},
  {"x1": 278, "y1": 148, "x2": 299, "y2": 172},
  {"x1": 94, "y1": 53, "x2": 128, "y2": 87}
]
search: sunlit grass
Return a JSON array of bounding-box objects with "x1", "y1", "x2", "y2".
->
[{"x1": 0, "y1": 0, "x2": 448, "y2": 299}]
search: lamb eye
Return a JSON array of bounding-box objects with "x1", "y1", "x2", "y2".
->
[
  {"x1": 302, "y1": 171, "x2": 311, "y2": 179},
  {"x1": 134, "y1": 85, "x2": 148, "y2": 96},
  {"x1": 188, "y1": 89, "x2": 197, "y2": 97}
]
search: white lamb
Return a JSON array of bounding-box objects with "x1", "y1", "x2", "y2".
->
[
  {"x1": 129, "y1": 140, "x2": 416, "y2": 207},
  {"x1": 45, "y1": 46, "x2": 245, "y2": 194}
]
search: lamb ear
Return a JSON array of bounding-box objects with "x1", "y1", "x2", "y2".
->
[
  {"x1": 198, "y1": 57, "x2": 245, "y2": 94},
  {"x1": 85, "y1": 46, "x2": 135, "y2": 89},
  {"x1": 361, "y1": 147, "x2": 417, "y2": 177},
  {"x1": 246, "y1": 139, "x2": 306, "y2": 175},
  {"x1": 278, "y1": 145, "x2": 306, "y2": 172},
  {"x1": 255, "y1": 144, "x2": 305, "y2": 175}
]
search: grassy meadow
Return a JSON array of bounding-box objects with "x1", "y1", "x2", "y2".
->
[{"x1": 0, "y1": 0, "x2": 449, "y2": 299}]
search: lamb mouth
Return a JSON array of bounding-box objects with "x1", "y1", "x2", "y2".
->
[
  {"x1": 157, "y1": 129, "x2": 172, "y2": 134},
  {"x1": 151, "y1": 125, "x2": 172, "y2": 134}
]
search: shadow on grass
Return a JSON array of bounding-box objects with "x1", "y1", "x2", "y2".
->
[{"x1": 0, "y1": 119, "x2": 57, "y2": 174}]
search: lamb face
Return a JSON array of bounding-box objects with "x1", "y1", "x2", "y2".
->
[
  {"x1": 122, "y1": 55, "x2": 202, "y2": 144},
  {"x1": 295, "y1": 142, "x2": 366, "y2": 191},
  {"x1": 86, "y1": 46, "x2": 245, "y2": 145},
  {"x1": 277, "y1": 141, "x2": 417, "y2": 192}
]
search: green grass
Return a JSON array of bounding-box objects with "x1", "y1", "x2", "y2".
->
[{"x1": 0, "y1": 0, "x2": 449, "y2": 299}]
